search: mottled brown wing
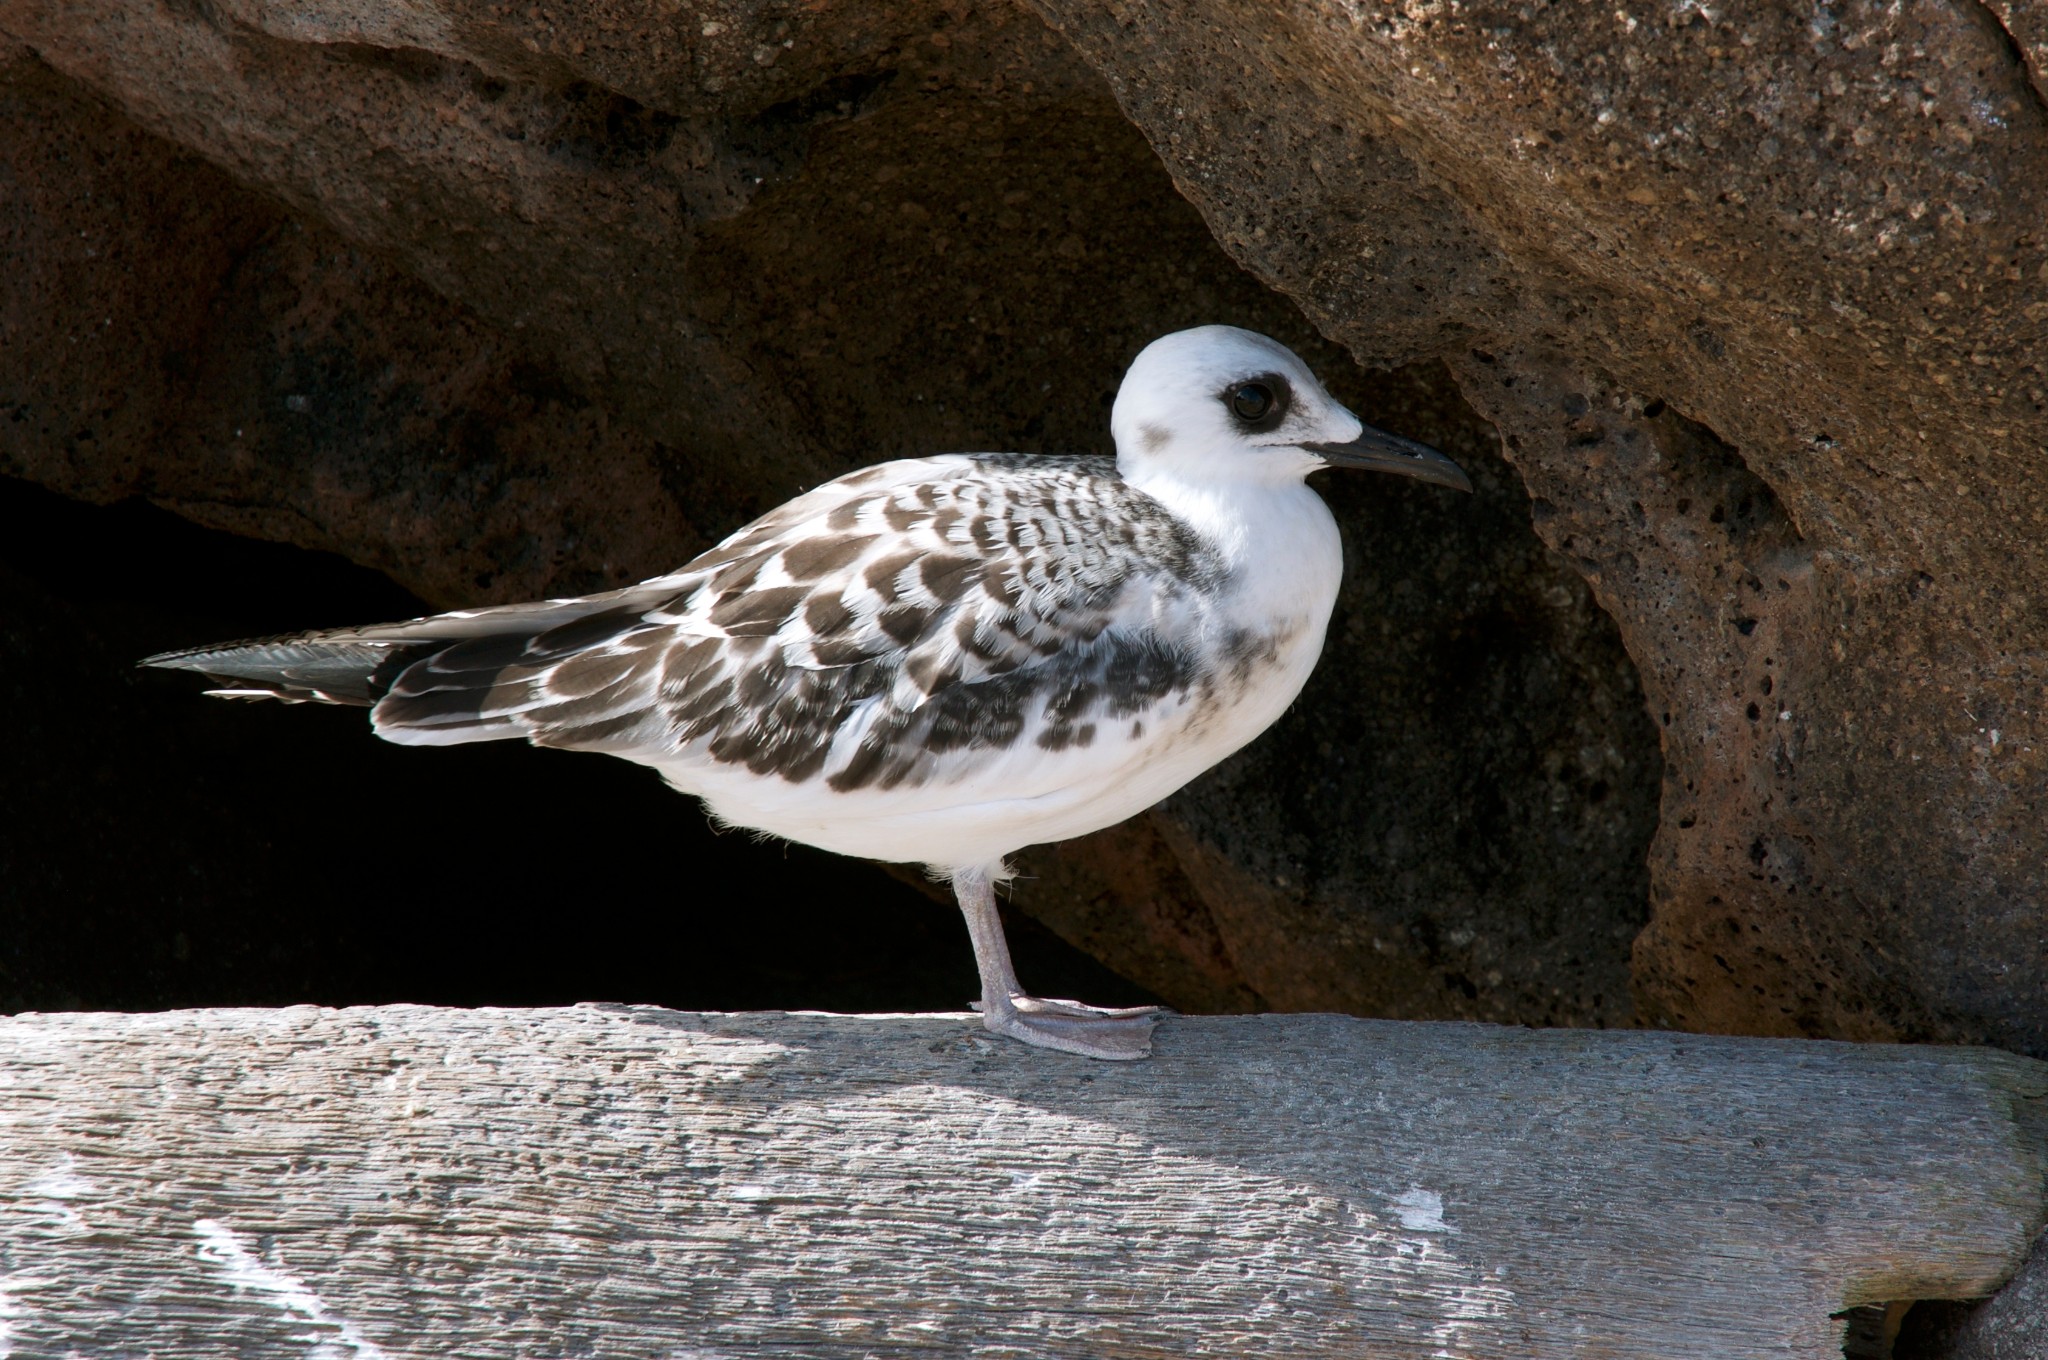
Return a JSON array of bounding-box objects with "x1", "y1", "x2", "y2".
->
[{"x1": 369, "y1": 454, "x2": 1221, "y2": 790}]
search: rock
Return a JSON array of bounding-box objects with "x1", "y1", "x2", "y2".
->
[
  {"x1": 1035, "y1": 0, "x2": 2048, "y2": 1053},
  {"x1": 6, "y1": 5, "x2": 2043, "y2": 1344},
  {"x1": 1896, "y1": 1230, "x2": 2048, "y2": 1360},
  {"x1": 0, "y1": 51, "x2": 689, "y2": 607},
  {"x1": 6, "y1": 0, "x2": 2036, "y2": 1053},
  {"x1": 0, "y1": 5, "x2": 1659, "y2": 1029}
]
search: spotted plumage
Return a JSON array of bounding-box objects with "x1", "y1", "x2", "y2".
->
[
  {"x1": 147, "y1": 326, "x2": 1471, "y2": 1060},
  {"x1": 158, "y1": 455, "x2": 1229, "y2": 803}
]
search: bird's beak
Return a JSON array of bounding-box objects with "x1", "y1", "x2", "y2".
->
[{"x1": 1303, "y1": 425, "x2": 1473, "y2": 493}]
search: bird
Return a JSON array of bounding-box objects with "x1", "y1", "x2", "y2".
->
[{"x1": 145, "y1": 325, "x2": 1470, "y2": 1060}]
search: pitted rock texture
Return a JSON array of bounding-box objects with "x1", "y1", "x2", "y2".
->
[
  {"x1": 4, "y1": 0, "x2": 2042, "y2": 1061},
  {"x1": 1035, "y1": 0, "x2": 2048, "y2": 1054},
  {"x1": 0, "y1": 9, "x2": 1654, "y2": 1030}
]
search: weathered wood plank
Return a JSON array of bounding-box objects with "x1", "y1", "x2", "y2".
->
[{"x1": 0, "y1": 1007, "x2": 2040, "y2": 1358}]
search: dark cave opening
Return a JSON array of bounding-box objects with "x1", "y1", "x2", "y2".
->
[{"x1": 0, "y1": 473, "x2": 1152, "y2": 1016}]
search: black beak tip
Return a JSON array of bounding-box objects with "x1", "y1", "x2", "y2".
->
[{"x1": 1304, "y1": 429, "x2": 1474, "y2": 494}]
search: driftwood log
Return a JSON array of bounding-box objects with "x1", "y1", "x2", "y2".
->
[{"x1": 0, "y1": 1007, "x2": 2041, "y2": 1358}]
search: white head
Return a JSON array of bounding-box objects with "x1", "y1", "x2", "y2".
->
[{"x1": 1109, "y1": 325, "x2": 1470, "y2": 493}]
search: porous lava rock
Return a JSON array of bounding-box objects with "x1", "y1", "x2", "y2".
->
[
  {"x1": 1036, "y1": 0, "x2": 2048, "y2": 1054},
  {"x1": 0, "y1": 2, "x2": 1656, "y2": 1031},
  {"x1": 3, "y1": 0, "x2": 2040, "y2": 1064}
]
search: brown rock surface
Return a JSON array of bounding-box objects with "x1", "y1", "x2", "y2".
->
[
  {"x1": 3, "y1": 0, "x2": 2040, "y2": 1061},
  {"x1": 0, "y1": 3, "x2": 1656, "y2": 1030},
  {"x1": 1037, "y1": 0, "x2": 2048, "y2": 1053},
  {"x1": 0, "y1": 51, "x2": 688, "y2": 606}
]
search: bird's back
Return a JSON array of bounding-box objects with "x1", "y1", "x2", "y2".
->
[{"x1": 151, "y1": 459, "x2": 1181, "y2": 732}]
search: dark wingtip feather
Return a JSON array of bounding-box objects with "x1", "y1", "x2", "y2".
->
[
  {"x1": 139, "y1": 635, "x2": 289, "y2": 672},
  {"x1": 141, "y1": 636, "x2": 425, "y2": 707}
]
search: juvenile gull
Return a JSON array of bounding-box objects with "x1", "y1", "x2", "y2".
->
[{"x1": 145, "y1": 326, "x2": 1470, "y2": 1060}]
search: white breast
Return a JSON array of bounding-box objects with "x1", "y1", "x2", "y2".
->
[{"x1": 660, "y1": 479, "x2": 1345, "y2": 871}]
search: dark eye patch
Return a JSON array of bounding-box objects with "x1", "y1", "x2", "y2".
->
[{"x1": 1220, "y1": 372, "x2": 1292, "y2": 434}]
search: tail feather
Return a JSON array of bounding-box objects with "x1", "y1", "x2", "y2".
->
[
  {"x1": 140, "y1": 575, "x2": 699, "y2": 734},
  {"x1": 141, "y1": 637, "x2": 428, "y2": 706}
]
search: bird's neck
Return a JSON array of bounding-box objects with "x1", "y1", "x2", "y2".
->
[{"x1": 1123, "y1": 467, "x2": 1345, "y2": 627}]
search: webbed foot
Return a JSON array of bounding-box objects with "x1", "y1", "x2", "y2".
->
[{"x1": 973, "y1": 995, "x2": 1168, "y2": 1060}]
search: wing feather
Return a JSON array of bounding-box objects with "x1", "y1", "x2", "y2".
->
[{"x1": 176, "y1": 454, "x2": 1227, "y2": 789}]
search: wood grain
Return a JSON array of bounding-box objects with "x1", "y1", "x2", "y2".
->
[{"x1": 0, "y1": 1007, "x2": 2041, "y2": 1358}]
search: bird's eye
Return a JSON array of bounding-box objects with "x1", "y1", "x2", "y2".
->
[
  {"x1": 1230, "y1": 383, "x2": 1274, "y2": 421},
  {"x1": 1219, "y1": 373, "x2": 1291, "y2": 430}
]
